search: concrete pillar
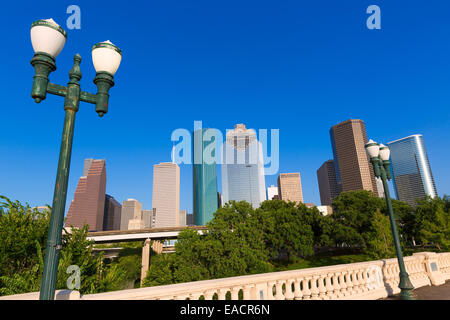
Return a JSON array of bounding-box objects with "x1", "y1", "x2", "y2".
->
[
  {"x1": 152, "y1": 240, "x2": 163, "y2": 254},
  {"x1": 141, "y1": 238, "x2": 151, "y2": 285}
]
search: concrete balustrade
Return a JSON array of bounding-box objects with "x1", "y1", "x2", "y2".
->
[
  {"x1": 1, "y1": 251, "x2": 449, "y2": 300},
  {"x1": 437, "y1": 252, "x2": 450, "y2": 281},
  {"x1": 382, "y1": 255, "x2": 431, "y2": 295}
]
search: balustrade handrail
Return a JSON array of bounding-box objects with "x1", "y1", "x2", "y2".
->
[
  {"x1": 2, "y1": 251, "x2": 449, "y2": 300},
  {"x1": 81, "y1": 259, "x2": 385, "y2": 300}
]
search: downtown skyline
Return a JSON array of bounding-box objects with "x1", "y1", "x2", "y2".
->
[{"x1": 1, "y1": 1, "x2": 449, "y2": 214}]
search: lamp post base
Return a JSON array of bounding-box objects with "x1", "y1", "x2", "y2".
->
[{"x1": 399, "y1": 272, "x2": 416, "y2": 300}]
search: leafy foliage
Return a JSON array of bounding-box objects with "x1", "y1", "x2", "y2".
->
[
  {"x1": 2, "y1": 191, "x2": 449, "y2": 294},
  {"x1": 413, "y1": 196, "x2": 450, "y2": 250},
  {"x1": 0, "y1": 196, "x2": 142, "y2": 296},
  {"x1": 258, "y1": 200, "x2": 314, "y2": 261}
]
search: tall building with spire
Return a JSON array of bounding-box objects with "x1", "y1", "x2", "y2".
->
[
  {"x1": 221, "y1": 124, "x2": 266, "y2": 208},
  {"x1": 65, "y1": 159, "x2": 107, "y2": 231},
  {"x1": 152, "y1": 162, "x2": 180, "y2": 227},
  {"x1": 330, "y1": 119, "x2": 379, "y2": 196},
  {"x1": 193, "y1": 128, "x2": 218, "y2": 225},
  {"x1": 387, "y1": 134, "x2": 438, "y2": 206}
]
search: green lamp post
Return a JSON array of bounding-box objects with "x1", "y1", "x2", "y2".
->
[
  {"x1": 365, "y1": 139, "x2": 415, "y2": 300},
  {"x1": 30, "y1": 18, "x2": 122, "y2": 300}
]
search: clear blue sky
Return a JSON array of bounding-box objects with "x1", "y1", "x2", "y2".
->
[{"x1": 1, "y1": 0, "x2": 449, "y2": 214}]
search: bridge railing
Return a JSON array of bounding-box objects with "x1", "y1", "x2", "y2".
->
[{"x1": 1, "y1": 251, "x2": 449, "y2": 300}]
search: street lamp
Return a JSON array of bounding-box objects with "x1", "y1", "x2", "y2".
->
[
  {"x1": 30, "y1": 18, "x2": 122, "y2": 300},
  {"x1": 365, "y1": 139, "x2": 415, "y2": 300}
]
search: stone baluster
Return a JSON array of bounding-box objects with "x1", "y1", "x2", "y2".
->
[
  {"x1": 363, "y1": 268, "x2": 372, "y2": 292},
  {"x1": 203, "y1": 290, "x2": 215, "y2": 300},
  {"x1": 301, "y1": 278, "x2": 312, "y2": 300},
  {"x1": 351, "y1": 269, "x2": 361, "y2": 294},
  {"x1": 384, "y1": 263, "x2": 394, "y2": 289},
  {"x1": 338, "y1": 272, "x2": 348, "y2": 297},
  {"x1": 344, "y1": 270, "x2": 355, "y2": 296},
  {"x1": 274, "y1": 281, "x2": 285, "y2": 300},
  {"x1": 266, "y1": 281, "x2": 276, "y2": 300},
  {"x1": 332, "y1": 272, "x2": 342, "y2": 298},
  {"x1": 357, "y1": 269, "x2": 366, "y2": 293},
  {"x1": 324, "y1": 273, "x2": 335, "y2": 299},
  {"x1": 293, "y1": 277, "x2": 303, "y2": 300},
  {"x1": 284, "y1": 279, "x2": 295, "y2": 300},
  {"x1": 230, "y1": 287, "x2": 240, "y2": 300},
  {"x1": 317, "y1": 274, "x2": 327, "y2": 300},
  {"x1": 189, "y1": 292, "x2": 202, "y2": 300},
  {"x1": 310, "y1": 276, "x2": 320, "y2": 300},
  {"x1": 242, "y1": 284, "x2": 254, "y2": 300},
  {"x1": 394, "y1": 264, "x2": 400, "y2": 286},
  {"x1": 217, "y1": 288, "x2": 228, "y2": 300}
]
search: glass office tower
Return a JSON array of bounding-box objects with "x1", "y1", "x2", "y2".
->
[
  {"x1": 387, "y1": 134, "x2": 438, "y2": 206},
  {"x1": 221, "y1": 124, "x2": 266, "y2": 208},
  {"x1": 193, "y1": 128, "x2": 218, "y2": 225}
]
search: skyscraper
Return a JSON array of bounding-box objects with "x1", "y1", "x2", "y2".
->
[
  {"x1": 186, "y1": 213, "x2": 195, "y2": 226},
  {"x1": 152, "y1": 162, "x2": 180, "y2": 227},
  {"x1": 142, "y1": 209, "x2": 155, "y2": 228},
  {"x1": 103, "y1": 194, "x2": 122, "y2": 231},
  {"x1": 221, "y1": 124, "x2": 266, "y2": 208},
  {"x1": 120, "y1": 199, "x2": 143, "y2": 230},
  {"x1": 179, "y1": 210, "x2": 187, "y2": 227},
  {"x1": 193, "y1": 128, "x2": 218, "y2": 225},
  {"x1": 317, "y1": 160, "x2": 341, "y2": 206},
  {"x1": 267, "y1": 185, "x2": 279, "y2": 200},
  {"x1": 330, "y1": 119, "x2": 379, "y2": 195},
  {"x1": 387, "y1": 134, "x2": 438, "y2": 206},
  {"x1": 277, "y1": 173, "x2": 303, "y2": 204},
  {"x1": 65, "y1": 159, "x2": 106, "y2": 231}
]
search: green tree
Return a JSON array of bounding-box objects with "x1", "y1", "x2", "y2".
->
[
  {"x1": 57, "y1": 225, "x2": 105, "y2": 294},
  {"x1": 0, "y1": 196, "x2": 49, "y2": 278},
  {"x1": 259, "y1": 200, "x2": 314, "y2": 261},
  {"x1": 391, "y1": 199, "x2": 415, "y2": 246},
  {"x1": 142, "y1": 252, "x2": 176, "y2": 287},
  {"x1": 142, "y1": 201, "x2": 274, "y2": 287},
  {"x1": 413, "y1": 196, "x2": 450, "y2": 251},
  {"x1": 0, "y1": 195, "x2": 140, "y2": 296},
  {"x1": 330, "y1": 190, "x2": 402, "y2": 259},
  {"x1": 365, "y1": 209, "x2": 395, "y2": 259},
  {"x1": 0, "y1": 196, "x2": 49, "y2": 295}
]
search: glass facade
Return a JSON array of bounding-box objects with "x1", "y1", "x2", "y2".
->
[
  {"x1": 193, "y1": 128, "x2": 218, "y2": 225},
  {"x1": 221, "y1": 124, "x2": 266, "y2": 208},
  {"x1": 329, "y1": 128, "x2": 341, "y2": 186},
  {"x1": 387, "y1": 134, "x2": 437, "y2": 206}
]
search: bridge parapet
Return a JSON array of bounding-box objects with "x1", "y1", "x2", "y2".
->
[{"x1": 2, "y1": 251, "x2": 449, "y2": 300}]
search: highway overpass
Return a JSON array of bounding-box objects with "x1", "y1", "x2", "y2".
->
[{"x1": 86, "y1": 226, "x2": 208, "y2": 244}]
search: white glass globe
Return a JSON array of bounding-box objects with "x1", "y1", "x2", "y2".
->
[
  {"x1": 365, "y1": 139, "x2": 380, "y2": 159},
  {"x1": 379, "y1": 144, "x2": 391, "y2": 161},
  {"x1": 92, "y1": 41, "x2": 122, "y2": 75},
  {"x1": 30, "y1": 19, "x2": 67, "y2": 57}
]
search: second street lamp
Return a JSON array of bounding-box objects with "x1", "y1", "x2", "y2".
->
[
  {"x1": 365, "y1": 139, "x2": 415, "y2": 300},
  {"x1": 30, "y1": 18, "x2": 122, "y2": 300}
]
